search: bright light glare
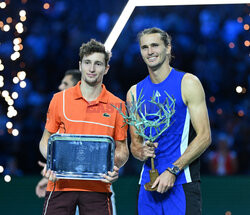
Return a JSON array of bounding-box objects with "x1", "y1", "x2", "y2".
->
[
  {"x1": 7, "y1": 99, "x2": 14, "y2": 106},
  {"x1": 15, "y1": 22, "x2": 24, "y2": 33},
  {"x1": 8, "y1": 106, "x2": 14, "y2": 111},
  {"x1": 236, "y1": 86, "x2": 243, "y2": 93},
  {"x1": 14, "y1": 45, "x2": 20, "y2": 51},
  {"x1": 7, "y1": 112, "x2": 13, "y2": 118},
  {"x1": 12, "y1": 110, "x2": 18, "y2": 117},
  {"x1": 12, "y1": 92, "x2": 18, "y2": 99},
  {"x1": 11, "y1": 52, "x2": 20, "y2": 61},
  {"x1": 0, "y1": 166, "x2": 4, "y2": 173},
  {"x1": 43, "y1": 3, "x2": 50, "y2": 9},
  {"x1": 12, "y1": 129, "x2": 19, "y2": 136},
  {"x1": 4, "y1": 175, "x2": 11, "y2": 183},
  {"x1": 20, "y1": 16, "x2": 26, "y2": 22},
  {"x1": 19, "y1": 44, "x2": 24, "y2": 51},
  {"x1": 17, "y1": 71, "x2": 26, "y2": 80},
  {"x1": 0, "y1": 64, "x2": 4, "y2": 71},
  {"x1": 2, "y1": 90, "x2": 9, "y2": 97},
  {"x1": 0, "y1": 2, "x2": 6, "y2": 9},
  {"x1": 15, "y1": 22, "x2": 23, "y2": 30},
  {"x1": 19, "y1": 10, "x2": 26, "y2": 17},
  {"x1": 13, "y1": 77, "x2": 19, "y2": 84},
  {"x1": 6, "y1": 17, "x2": 12, "y2": 24},
  {"x1": 8, "y1": 107, "x2": 17, "y2": 117},
  {"x1": 20, "y1": 81, "x2": 26, "y2": 88},
  {"x1": 3, "y1": 24, "x2": 10, "y2": 32},
  {"x1": 13, "y1": 38, "x2": 22, "y2": 45},
  {"x1": 6, "y1": 122, "x2": 13, "y2": 129}
]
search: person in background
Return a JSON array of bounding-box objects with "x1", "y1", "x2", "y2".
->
[
  {"x1": 208, "y1": 132, "x2": 238, "y2": 175},
  {"x1": 58, "y1": 69, "x2": 82, "y2": 91}
]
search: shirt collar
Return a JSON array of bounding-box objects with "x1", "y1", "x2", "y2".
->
[{"x1": 72, "y1": 81, "x2": 108, "y2": 104}]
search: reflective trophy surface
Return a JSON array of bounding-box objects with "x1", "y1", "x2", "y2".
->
[
  {"x1": 113, "y1": 89, "x2": 175, "y2": 191},
  {"x1": 47, "y1": 134, "x2": 115, "y2": 180}
]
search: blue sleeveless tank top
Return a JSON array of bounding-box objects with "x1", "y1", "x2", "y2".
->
[{"x1": 136, "y1": 68, "x2": 200, "y2": 186}]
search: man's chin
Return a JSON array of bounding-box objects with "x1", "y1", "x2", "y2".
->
[
  {"x1": 148, "y1": 63, "x2": 160, "y2": 71},
  {"x1": 86, "y1": 80, "x2": 98, "y2": 86}
]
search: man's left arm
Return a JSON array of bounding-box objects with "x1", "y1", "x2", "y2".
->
[
  {"x1": 173, "y1": 73, "x2": 211, "y2": 169},
  {"x1": 102, "y1": 139, "x2": 129, "y2": 183},
  {"x1": 152, "y1": 73, "x2": 211, "y2": 193},
  {"x1": 114, "y1": 139, "x2": 129, "y2": 168}
]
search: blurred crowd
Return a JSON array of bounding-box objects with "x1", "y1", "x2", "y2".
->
[{"x1": 0, "y1": 0, "x2": 249, "y2": 177}]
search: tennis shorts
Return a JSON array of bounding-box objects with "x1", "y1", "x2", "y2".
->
[
  {"x1": 42, "y1": 191, "x2": 113, "y2": 215},
  {"x1": 138, "y1": 181, "x2": 201, "y2": 215}
]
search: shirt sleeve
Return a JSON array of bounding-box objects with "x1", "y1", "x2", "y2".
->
[
  {"x1": 114, "y1": 102, "x2": 128, "y2": 141},
  {"x1": 45, "y1": 94, "x2": 60, "y2": 133}
]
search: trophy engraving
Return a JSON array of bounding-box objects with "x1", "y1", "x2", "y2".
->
[{"x1": 112, "y1": 89, "x2": 175, "y2": 191}]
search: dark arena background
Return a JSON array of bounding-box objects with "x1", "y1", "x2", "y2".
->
[{"x1": 0, "y1": 0, "x2": 249, "y2": 214}]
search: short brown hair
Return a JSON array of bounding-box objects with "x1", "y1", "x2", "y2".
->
[
  {"x1": 137, "y1": 27, "x2": 172, "y2": 47},
  {"x1": 79, "y1": 39, "x2": 111, "y2": 66}
]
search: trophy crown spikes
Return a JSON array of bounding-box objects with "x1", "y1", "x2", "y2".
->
[{"x1": 111, "y1": 89, "x2": 176, "y2": 142}]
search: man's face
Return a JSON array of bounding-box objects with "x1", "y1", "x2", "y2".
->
[
  {"x1": 140, "y1": 33, "x2": 170, "y2": 70},
  {"x1": 79, "y1": 52, "x2": 109, "y2": 86},
  {"x1": 58, "y1": 75, "x2": 75, "y2": 91}
]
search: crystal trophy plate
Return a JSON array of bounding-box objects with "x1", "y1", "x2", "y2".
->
[{"x1": 47, "y1": 134, "x2": 115, "y2": 180}]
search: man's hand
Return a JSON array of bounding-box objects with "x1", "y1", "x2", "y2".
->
[
  {"x1": 141, "y1": 141, "x2": 158, "y2": 161},
  {"x1": 42, "y1": 164, "x2": 57, "y2": 182},
  {"x1": 35, "y1": 177, "x2": 48, "y2": 198},
  {"x1": 151, "y1": 170, "x2": 176, "y2": 194},
  {"x1": 101, "y1": 166, "x2": 119, "y2": 183},
  {"x1": 38, "y1": 160, "x2": 46, "y2": 175}
]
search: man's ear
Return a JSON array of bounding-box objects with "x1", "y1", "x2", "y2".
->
[
  {"x1": 79, "y1": 61, "x2": 82, "y2": 71},
  {"x1": 166, "y1": 45, "x2": 171, "y2": 55},
  {"x1": 104, "y1": 65, "x2": 110, "y2": 75}
]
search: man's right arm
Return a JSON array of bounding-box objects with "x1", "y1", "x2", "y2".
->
[
  {"x1": 39, "y1": 128, "x2": 53, "y2": 159},
  {"x1": 39, "y1": 128, "x2": 57, "y2": 182},
  {"x1": 127, "y1": 85, "x2": 157, "y2": 161},
  {"x1": 40, "y1": 94, "x2": 59, "y2": 159}
]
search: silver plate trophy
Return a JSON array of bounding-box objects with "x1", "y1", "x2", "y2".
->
[{"x1": 47, "y1": 134, "x2": 115, "y2": 180}]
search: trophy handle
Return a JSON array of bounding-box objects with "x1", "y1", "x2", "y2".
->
[
  {"x1": 144, "y1": 157, "x2": 159, "y2": 191},
  {"x1": 151, "y1": 157, "x2": 155, "y2": 170}
]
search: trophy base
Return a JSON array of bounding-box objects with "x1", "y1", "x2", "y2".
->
[{"x1": 144, "y1": 169, "x2": 159, "y2": 192}]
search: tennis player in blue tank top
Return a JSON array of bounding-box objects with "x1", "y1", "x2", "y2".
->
[{"x1": 127, "y1": 27, "x2": 211, "y2": 215}]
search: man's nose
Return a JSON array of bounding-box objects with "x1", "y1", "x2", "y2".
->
[
  {"x1": 148, "y1": 47, "x2": 153, "y2": 55},
  {"x1": 58, "y1": 84, "x2": 63, "y2": 91},
  {"x1": 90, "y1": 64, "x2": 95, "y2": 72}
]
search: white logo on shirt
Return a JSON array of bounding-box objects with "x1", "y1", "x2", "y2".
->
[{"x1": 155, "y1": 90, "x2": 161, "y2": 97}]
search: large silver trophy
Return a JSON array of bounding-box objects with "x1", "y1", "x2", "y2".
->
[
  {"x1": 113, "y1": 89, "x2": 175, "y2": 191},
  {"x1": 47, "y1": 134, "x2": 115, "y2": 180}
]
